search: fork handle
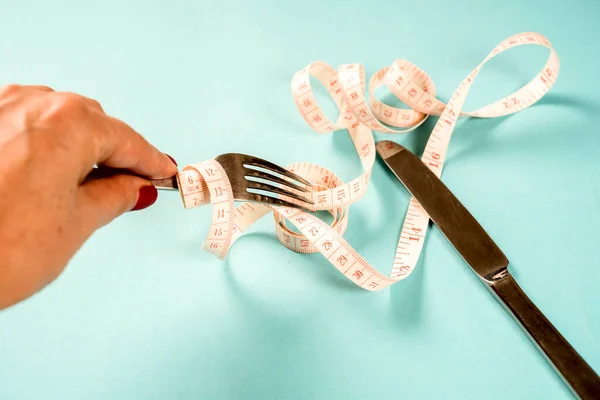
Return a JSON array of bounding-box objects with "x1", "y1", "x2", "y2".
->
[
  {"x1": 490, "y1": 274, "x2": 600, "y2": 399},
  {"x1": 85, "y1": 167, "x2": 139, "y2": 181},
  {"x1": 84, "y1": 167, "x2": 179, "y2": 190}
]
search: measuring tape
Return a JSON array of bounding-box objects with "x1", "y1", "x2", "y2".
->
[{"x1": 176, "y1": 32, "x2": 559, "y2": 291}]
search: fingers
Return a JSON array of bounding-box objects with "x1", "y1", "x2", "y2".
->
[
  {"x1": 60, "y1": 92, "x2": 104, "y2": 113},
  {"x1": 64, "y1": 92, "x2": 176, "y2": 179},
  {"x1": 20, "y1": 85, "x2": 55, "y2": 93},
  {"x1": 0, "y1": 84, "x2": 55, "y2": 107},
  {"x1": 1, "y1": 85, "x2": 178, "y2": 181},
  {"x1": 0, "y1": 84, "x2": 54, "y2": 95},
  {"x1": 21, "y1": 88, "x2": 178, "y2": 182},
  {"x1": 82, "y1": 108, "x2": 178, "y2": 180},
  {"x1": 0, "y1": 84, "x2": 102, "y2": 114},
  {"x1": 77, "y1": 174, "x2": 158, "y2": 233}
]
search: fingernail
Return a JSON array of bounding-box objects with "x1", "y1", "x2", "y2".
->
[
  {"x1": 165, "y1": 154, "x2": 178, "y2": 166},
  {"x1": 131, "y1": 185, "x2": 158, "y2": 211}
]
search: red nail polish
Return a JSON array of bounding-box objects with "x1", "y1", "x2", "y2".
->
[
  {"x1": 132, "y1": 185, "x2": 158, "y2": 211},
  {"x1": 166, "y1": 154, "x2": 178, "y2": 166}
]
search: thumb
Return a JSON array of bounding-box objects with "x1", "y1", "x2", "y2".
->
[{"x1": 77, "y1": 174, "x2": 158, "y2": 232}]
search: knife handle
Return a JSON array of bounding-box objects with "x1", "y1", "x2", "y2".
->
[{"x1": 490, "y1": 274, "x2": 600, "y2": 399}]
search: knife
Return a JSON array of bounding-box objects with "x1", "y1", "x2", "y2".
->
[{"x1": 376, "y1": 140, "x2": 600, "y2": 399}]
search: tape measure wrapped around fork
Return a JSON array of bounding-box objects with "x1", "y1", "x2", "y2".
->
[
  {"x1": 272, "y1": 164, "x2": 350, "y2": 254},
  {"x1": 176, "y1": 32, "x2": 560, "y2": 291}
]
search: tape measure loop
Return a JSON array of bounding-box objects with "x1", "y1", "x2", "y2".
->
[{"x1": 179, "y1": 32, "x2": 559, "y2": 291}]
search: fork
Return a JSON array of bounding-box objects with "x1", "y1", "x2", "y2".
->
[{"x1": 84, "y1": 153, "x2": 315, "y2": 210}]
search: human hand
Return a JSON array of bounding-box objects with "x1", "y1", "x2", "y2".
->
[{"x1": 0, "y1": 84, "x2": 178, "y2": 310}]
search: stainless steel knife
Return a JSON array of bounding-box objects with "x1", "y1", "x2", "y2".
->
[{"x1": 376, "y1": 140, "x2": 600, "y2": 400}]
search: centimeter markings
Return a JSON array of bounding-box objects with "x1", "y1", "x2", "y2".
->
[
  {"x1": 177, "y1": 32, "x2": 559, "y2": 291},
  {"x1": 181, "y1": 161, "x2": 235, "y2": 260}
]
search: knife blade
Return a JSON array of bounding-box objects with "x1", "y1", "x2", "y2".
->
[{"x1": 376, "y1": 140, "x2": 600, "y2": 400}]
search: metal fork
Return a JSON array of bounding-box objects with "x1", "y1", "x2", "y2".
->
[{"x1": 84, "y1": 153, "x2": 314, "y2": 210}]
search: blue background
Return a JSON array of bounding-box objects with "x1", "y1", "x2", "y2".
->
[{"x1": 0, "y1": 0, "x2": 599, "y2": 399}]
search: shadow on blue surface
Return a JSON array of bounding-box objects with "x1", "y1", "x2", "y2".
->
[{"x1": 451, "y1": 92, "x2": 600, "y2": 162}]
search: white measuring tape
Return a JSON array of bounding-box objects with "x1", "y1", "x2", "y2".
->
[{"x1": 177, "y1": 32, "x2": 559, "y2": 291}]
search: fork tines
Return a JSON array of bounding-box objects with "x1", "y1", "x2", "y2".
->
[
  {"x1": 243, "y1": 156, "x2": 311, "y2": 186},
  {"x1": 242, "y1": 156, "x2": 314, "y2": 208}
]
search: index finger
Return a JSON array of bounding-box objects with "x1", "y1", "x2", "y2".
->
[{"x1": 87, "y1": 109, "x2": 178, "y2": 179}]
